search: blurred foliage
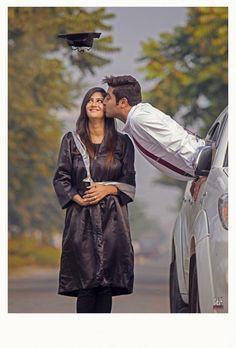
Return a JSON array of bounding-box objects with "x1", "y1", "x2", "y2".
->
[
  {"x1": 138, "y1": 7, "x2": 227, "y2": 134},
  {"x1": 8, "y1": 7, "x2": 119, "y2": 235},
  {"x1": 138, "y1": 7, "x2": 228, "y2": 189},
  {"x1": 8, "y1": 236, "x2": 61, "y2": 269}
]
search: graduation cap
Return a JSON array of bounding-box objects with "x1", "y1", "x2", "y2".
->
[{"x1": 58, "y1": 32, "x2": 101, "y2": 52}]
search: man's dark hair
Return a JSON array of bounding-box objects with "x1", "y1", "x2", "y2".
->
[{"x1": 103, "y1": 75, "x2": 142, "y2": 106}]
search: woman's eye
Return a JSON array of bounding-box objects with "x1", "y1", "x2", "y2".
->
[{"x1": 88, "y1": 99, "x2": 104, "y2": 104}]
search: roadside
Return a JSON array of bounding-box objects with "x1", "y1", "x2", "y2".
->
[{"x1": 9, "y1": 255, "x2": 170, "y2": 313}]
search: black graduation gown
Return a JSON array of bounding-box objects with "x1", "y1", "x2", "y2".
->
[{"x1": 53, "y1": 131, "x2": 136, "y2": 297}]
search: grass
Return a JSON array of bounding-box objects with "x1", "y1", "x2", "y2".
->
[{"x1": 8, "y1": 236, "x2": 61, "y2": 270}]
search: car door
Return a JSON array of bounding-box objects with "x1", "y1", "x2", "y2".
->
[
  {"x1": 195, "y1": 110, "x2": 228, "y2": 312},
  {"x1": 182, "y1": 109, "x2": 228, "y2": 297}
]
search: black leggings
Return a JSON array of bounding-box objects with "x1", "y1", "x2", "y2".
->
[{"x1": 76, "y1": 286, "x2": 112, "y2": 313}]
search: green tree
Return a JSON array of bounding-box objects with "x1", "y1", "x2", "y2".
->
[
  {"x1": 8, "y1": 7, "x2": 119, "y2": 236},
  {"x1": 138, "y1": 7, "x2": 227, "y2": 189},
  {"x1": 138, "y1": 7, "x2": 227, "y2": 135}
]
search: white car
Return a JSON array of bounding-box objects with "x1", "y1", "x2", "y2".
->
[{"x1": 169, "y1": 107, "x2": 228, "y2": 313}]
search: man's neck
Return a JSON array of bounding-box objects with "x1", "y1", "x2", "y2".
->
[{"x1": 117, "y1": 105, "x2": 133, "y2": 123}]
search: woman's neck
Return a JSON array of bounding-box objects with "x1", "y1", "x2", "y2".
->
[{"x1": 89, "y1": 119, "x2": 105, "y2": 143}]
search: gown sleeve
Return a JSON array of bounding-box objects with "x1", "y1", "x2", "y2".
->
[
  {"x1": 53, "y1": 133, "x2": 77, "y2": 209},
  {"x1": 117, "y1": 135, "x2": 136, "y2": 205}
]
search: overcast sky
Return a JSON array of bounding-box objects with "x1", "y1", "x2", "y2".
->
[{"x1": 87, "y1": 7, "x2": 187, "y2": 88}]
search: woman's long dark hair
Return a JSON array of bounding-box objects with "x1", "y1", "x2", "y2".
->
[{"x1": 76, "y1": 87, "x2": 117, "y2": 167}]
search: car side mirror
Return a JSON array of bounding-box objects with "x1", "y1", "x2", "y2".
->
[{"x1": 194, "y1": 145, "x2": 213, "y2": 177}]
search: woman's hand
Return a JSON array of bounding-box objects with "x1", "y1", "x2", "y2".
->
[
  {"x1": 72, "y1": 194, "x2": 91, "y2": 207},
  {"x1": 83, "y1": 184, "x2": 117, "y2": 205}
]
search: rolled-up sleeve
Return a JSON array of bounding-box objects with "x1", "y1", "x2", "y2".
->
[
  {"x1": 53, "y1": 133, "x2": 77, "y2": 209},
  {"x1": 117, "y1": 135, "x2": 136, "y2": 205}
]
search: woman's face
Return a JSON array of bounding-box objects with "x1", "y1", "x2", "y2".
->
[{"x1": 86, "y1": 92, "x2": 105, "y2": 120}]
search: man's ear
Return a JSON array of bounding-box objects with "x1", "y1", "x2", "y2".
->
[{"x1": 119, "y1": 97, "x2": 129, "y2": 108}]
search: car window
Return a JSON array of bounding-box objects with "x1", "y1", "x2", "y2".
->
[
  {"x1": 216, "y1": 112, "x2": 228, "y2": 148},
  {"x1": 204, "y1": 110, "x2": 228, "y2": 168},
  {"x1": 207, "y1": 122, "x2": 220, "y2": 142},
  {"x1": 224, "y1": 146, "x2": 228, "y2": 167},
  {"x1": 206, "y1": 111, "x2": 228, "y2": 149}
]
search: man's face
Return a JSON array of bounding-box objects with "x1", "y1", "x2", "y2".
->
[{"x1": 103, "y1": 87, "x2": 120, "y2": 118}]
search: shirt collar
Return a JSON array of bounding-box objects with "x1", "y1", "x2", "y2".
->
[{"x1": 122, "y1": 104, "x2": 140, "y2": 133}]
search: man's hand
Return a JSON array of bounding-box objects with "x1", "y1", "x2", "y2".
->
[
  {"x1": 83, "y1": 184, "x2": 117, "y2": 205},
  {"x1": 190, "y1": 176, "x2": 207, "y2": 201}
]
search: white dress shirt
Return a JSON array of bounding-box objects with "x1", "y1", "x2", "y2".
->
[{"x1": 122, "y1": 103, "x2": 205, "y2": 181}]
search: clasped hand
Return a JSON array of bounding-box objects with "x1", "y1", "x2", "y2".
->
[
  {"x1": 82, "y1": 184, "x2": 111, "y2": 205},
  {"x1": 74, "y1": 184, "x2": 117, "y2": 206}
]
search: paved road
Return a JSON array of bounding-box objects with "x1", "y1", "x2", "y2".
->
[{"x1": 8, "y1": 257, "x2": 170, "y2": 313}]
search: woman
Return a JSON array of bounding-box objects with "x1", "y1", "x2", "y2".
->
[{"x1": 53, "y1": 87, "x2": 136, "y2": 313}]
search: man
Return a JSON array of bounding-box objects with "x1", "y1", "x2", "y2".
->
[{"x1": 103, "y1": 75, "x2": 205, "y2": 181}]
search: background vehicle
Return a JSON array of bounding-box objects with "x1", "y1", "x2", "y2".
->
[{"x1": 169, "y1": 107, "x2": 228, "y2": 313}]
